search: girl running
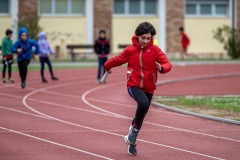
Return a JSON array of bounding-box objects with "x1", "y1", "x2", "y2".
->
[{"x1": 104, "y1": 22, "x2": 172, "y2": 155}]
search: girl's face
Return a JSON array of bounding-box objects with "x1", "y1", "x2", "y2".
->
[
  {"x1": 138, "y1": 33, "x2": 152, "y2": 47},
  {"x1": 21, "y1": 33, "x2": 27, "y2": 41}
]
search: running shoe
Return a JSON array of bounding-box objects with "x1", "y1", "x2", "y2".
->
[{"x1": 125, "y1": 125, "x2": 139, "y2": 145}]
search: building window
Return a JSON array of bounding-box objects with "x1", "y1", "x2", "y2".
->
[
  {"x1": 39, "y1": 0, "x2": 85, "y2": 15},
  {"x1": 200, "y1": 4, "x2": 212, "y2": 15},
  {"x1": 186, "y1": 0, "x2": 229, "y2": 17},
  {"x1": 113, "y1": 0, "x2": 157, "y2": 16},
  {"x1": 0, "y1": 0, "x2": 9, "y2": 14}
]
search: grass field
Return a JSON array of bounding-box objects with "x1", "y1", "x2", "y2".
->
[{"x1": 153, "y1": 96, "x2": 240, "y2": 121}]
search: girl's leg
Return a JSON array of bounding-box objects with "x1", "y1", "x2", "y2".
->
[
  {"x1": 45, "y1": 57, "x2": 54, "y2": 78},
  {"x1": 40, "y1": 57, "x2": 45, "y2": 80},
  {"x1": 128, "y1": 86, "x2": 153, "y2": 130},
  {"x1": 46, "y1": 58, "x2": 58, "y2": 80}
]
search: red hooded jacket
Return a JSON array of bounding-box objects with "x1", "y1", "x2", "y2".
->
[
  {"x1": 104, "y1": 35, "x2": 172, "y2": 94},
  {"x1": 181, "y1": 32, "x2": 190, "y2": 49}
]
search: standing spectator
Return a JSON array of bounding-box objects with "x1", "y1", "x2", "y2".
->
[
  {"x1": 94, "y1": 29, "x2": 110, "y2": 83},
  {"x1": 104, "y1": 22, "x2": 172, "y2": 155},
  {"x1": 11, "y1": 27, "x2": 40, "y2": 89},
  {"x1": 38, "y1": 31, "x2": 59, "y2": 83},
  {"x1": 1, "y1": 29, "x2": 14, "y2": 83},
  {"x1": 179, "y1": 26, "x2": 191, "y2": 61}
]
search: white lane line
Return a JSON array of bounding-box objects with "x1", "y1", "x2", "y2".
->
[
  {"x1": 0, "y1": 126, "x2": 114, "y2": 160},
  {"x1": 22, "y1": 99, "x2": 224, "y2": 160},
  {"x1": 87, "y1": 98, "x2": 192, "y2": 117},
  {"x1": 0, "y1": 91, "x2": 121, "y2": 120},
  {"x1": 21, "y1": 84, "x2": 226, "y2": 159},
  {"x1": 29, "y1": 98, "x2": 123, "y2": 119},
  {"x1": 2, "y1": 80, "x2": 240, "y2": 143},
  {"x1": 0, "y1": 105, "x2": 50, "y2": 119},
  {"x1": 81, "y1": 82, "x2": 240, "y2": 143}
]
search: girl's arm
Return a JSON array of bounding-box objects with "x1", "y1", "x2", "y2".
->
[
  {"x1": 47, "y1": 42, "x2": 55, "y2": 55},
  {"x1": 156, "y1": 48, "x2": 172, "y2": 74},
  {"x1": 31, "y1": 39, "x2": 40, "y2": 54},
  {"x1": 11, "y1": 40, "x2": 20, "y2": 53},
  {"x1": 104, "y1": 47, "x2": 129, "y2": 71}
]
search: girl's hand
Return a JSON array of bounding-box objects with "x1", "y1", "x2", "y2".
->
[
  {"x1": 156, "y1": 62, "x2": 162, "y2": 72},
  {"x1": 17, "y1": 48, "x2": 22, "y2": 53}
]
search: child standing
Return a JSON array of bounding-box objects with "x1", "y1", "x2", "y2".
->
[
  {"x1": 179, "y1": 27, "x2": 190, "y2": 61},
  {"x1": 94, "y1": 29, "x2": 110, "y2": 83},
  {"x1": 1, "y1": 29, "x2": 14, "y2": 83},
  {"x1": 11, "y1": 27, "x2": 40, "y2": 89},
  {"x1": 38, "y1": 32, "x2": 58, "y2": 83},
  {"x1": 104, "y1": 22, "x2": 172, "y2": 155}
]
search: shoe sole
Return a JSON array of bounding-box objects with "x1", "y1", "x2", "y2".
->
[
  {"x1": 127, "y1": 145, "x2": 137, "y2": 156},
  {"x1": 125, "y1": 138, "x2": 137, "y2": 156}
]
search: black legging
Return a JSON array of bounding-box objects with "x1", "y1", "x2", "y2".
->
[
  {"x1": 2, "y1": 63, "x2": 12, "y2": 79},
  {"x1": 18, "y1": 60, "x2": 30, "y2": 83},
  {"x1": 128, "y1": 86, "x2": 153, "y2": 130},
  {"x1": 40, "y1": 57, "x2": 54, "y2": 80}
]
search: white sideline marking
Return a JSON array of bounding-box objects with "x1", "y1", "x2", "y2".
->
[
  {"x1": 0, "y1": 126, "x2": 113, "y2": 160},
  {"x1": 0, "y1": 105, "x2": 50, "y2": 119},
  {"x1": 82, "y1": 83, "x2": 240, "y2": 143},
  {"x1": 21, "y1": 83, "x2": 226, "y2": 159}
]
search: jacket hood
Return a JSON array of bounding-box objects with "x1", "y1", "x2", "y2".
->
[
  {"x1": 131, "y1": 35, "x2": 153, "y2": 49},
  {"x1": 18, "y1": 27, "x2": 29, "y2": 39},
  {"x1": 38, "y1": 32, "x2": 46, "y2": 40}
]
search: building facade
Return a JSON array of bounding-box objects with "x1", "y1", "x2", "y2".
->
[{"x1": 0, "y1": 0, "x2": 239, "y2": 57}]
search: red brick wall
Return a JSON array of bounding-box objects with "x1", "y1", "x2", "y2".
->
[
  {"x1": 166, "y1": 0, "x2": 184, "y2": 53},
  {"x1": 94, "y1": 0, "x2": 112, "y2": 42},
  {"x1": 18, "y1": 0, "x2": 38, "y2": 18},
  {"x1": 237, "y1": 0, "x2": 240, "y2": 30}
]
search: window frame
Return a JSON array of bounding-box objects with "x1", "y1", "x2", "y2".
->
[
  {"x1": 113, "y1": 0, "x2": 158, "y2": 17},
  {"x1": 0, "y1": 0, "x2": 10, "y2": 16},
  {"x1": 185, "y1": 0, "x2": 229, "y2": 18},
  {"x1": 38, "y1": 0, "x2": 85, "y2": 17}
]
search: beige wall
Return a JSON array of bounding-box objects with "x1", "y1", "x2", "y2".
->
[
  {"x1": 112, "y1": 17, "x2": 159, "y2": 54},
  {"x1": 39, "y1": 17, "x2": 87, "y2": 49},
  {"x1": 185, "y1": 18, "x2": 230, "y2": 54},
  {"x1": 0, "y1": 17, "x2": 12, "y2": 42}
]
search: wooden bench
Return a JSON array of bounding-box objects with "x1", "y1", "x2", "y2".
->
[
  {"x1": 66, "y1": 44, "x2": 94, "y2": 61},
  {"x1": 118, "y1": 44, "x2": 130, "y2": 49}
]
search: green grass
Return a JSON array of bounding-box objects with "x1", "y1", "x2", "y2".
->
[{"x1": 154, "y1": 96, "x2": 240, "y2": 120}]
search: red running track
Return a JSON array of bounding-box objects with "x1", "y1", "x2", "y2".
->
[{"x1": 0, "y1": 63, "x2": 240, "y2": 160}]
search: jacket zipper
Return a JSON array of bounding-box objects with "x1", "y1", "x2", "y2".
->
[{"x1": 140, "y1": 47, "x2": 144, "y2": 88}]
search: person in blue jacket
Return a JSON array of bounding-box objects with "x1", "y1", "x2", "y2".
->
[{"x1": 11, "y1": 27, "x2": 40, "y2": 89}]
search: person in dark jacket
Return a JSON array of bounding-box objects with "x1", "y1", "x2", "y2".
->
[
  {"x1": 94, "y1": 29, "x2": 110, "y2": 83},
  {"x1": 11, "y1": 27, "x2": 40, "y2": 89},
  {"x1": 1, "y1": 29, "x2": 14, "y2": 83},
  {"x1": 104, "y1": 22, "x2": 172, "y2": 156}
]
